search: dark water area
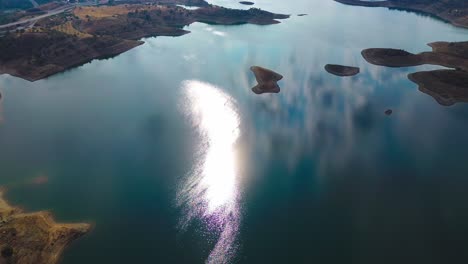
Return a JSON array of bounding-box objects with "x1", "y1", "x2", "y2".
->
[{"x1": 1, "y1": 0, "x2": 468, "y2": 263}]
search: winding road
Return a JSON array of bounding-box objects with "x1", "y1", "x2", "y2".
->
[{"x1": 29, "y1": 0, "x2": 40, "y2": 8}]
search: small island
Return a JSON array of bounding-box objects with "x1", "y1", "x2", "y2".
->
[
  {"x1": 324, "y1": 64, "x2": 360, "y2": 77},
  {"x1": 239, "y1": 1, "x2": 255, "y2": 5},
  {"x1": 250, "y1": 66, "x2": 283, "y2": 94},
  {"x1": 0, "y1": 190, "x2": 90, "y2": 264},
  {"x1": 0, "y1": 0, "x2": 289, "y2": 82}
]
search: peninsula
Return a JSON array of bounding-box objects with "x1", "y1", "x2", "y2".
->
[
  {"x1": 362, "y1": 42, "x2": 468, "y2": 71},
  {"x1": 334, "y1": 0, "x2": 468, "y2": 28},
  {"x1": 333, "y1": 0, "x2": 468, "y2": 106},
  {"x1": 0, "y1": 0, "x2": 289, "y2": 81},
  {"x1": 0, "y1": 190, "x2": 91, "y2": 264},
  {"x1": 409, "y1": 69, "x2": 468, "y2": 106},
  {"x1": 362, "y1": 41, "x2": 468, "y2": 106}
]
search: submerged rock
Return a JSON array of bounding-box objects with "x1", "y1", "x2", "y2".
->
[
  {"x1": 325, "y1": 64, "x2": 360, "y2": 77},
  {"x1": 385, "y1": 109, "x2": 393, "y2": 116},
  {"x1": 250, "y1": 66, "x2": 283, "y2": 94},
  {"x1": 0, "y1": 189, "x2": 91, "y2": 264}
]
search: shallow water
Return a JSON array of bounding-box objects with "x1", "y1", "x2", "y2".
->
[{"x1": 1, "y1": 0, "x2": 468, "y2": 263}]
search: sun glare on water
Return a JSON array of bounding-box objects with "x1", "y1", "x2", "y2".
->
[{"x1": 178, "y1": 80, "x2": 241, "y2": 264}]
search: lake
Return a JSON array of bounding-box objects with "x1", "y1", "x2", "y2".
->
[{"x1": 1, "y1": 0, "x2": 468, "y2": 263}]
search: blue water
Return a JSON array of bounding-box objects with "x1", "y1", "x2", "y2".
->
[{"x1": 1, "y1": 0, "x2": 468, "y2": 263}]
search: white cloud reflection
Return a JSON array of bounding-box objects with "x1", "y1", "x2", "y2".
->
[
  {"x1": 0, "y1": 89, "x2": 4, "y2": 124},
  {"x1": 205, "y1": 26, "x2": 228, "y2": 37},
  {"x1": 177, "y1": 80, "x2": 241, "y2": 264}
]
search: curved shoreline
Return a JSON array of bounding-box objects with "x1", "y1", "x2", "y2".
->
[
  {"x1": 0, "y1": 3, "x2": 289, "y2": 82},
  {"x1": 361, "y1": 41, "x2": 468, "y2": 106},
  {"x1": 408, "y1": 69, "x2": 468, "y2": 106},
  {"x1": 0, "y1": 189, "x2": 91, "y2": 264},
  {"x1": 334, "y1": 0, "x2": 468, "y2": 29}
]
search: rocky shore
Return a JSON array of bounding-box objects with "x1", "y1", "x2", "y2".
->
[{"x1": 0, "y1": 190, "x2": 91, "y2": 264}]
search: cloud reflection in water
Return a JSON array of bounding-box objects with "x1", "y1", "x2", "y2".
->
[
  {"x1": 0, "y1": 89, "x2": 3, "y2": 124},
  {"x1": 177, "y1": 80, "x2": 241, "y2": 264}
]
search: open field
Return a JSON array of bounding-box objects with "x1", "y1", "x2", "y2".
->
[{"x1": 74, "y1": 5, "x2": 161, "y2": 20}]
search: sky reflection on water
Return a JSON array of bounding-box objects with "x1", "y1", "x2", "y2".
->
[
  {"x1": 1, "y1": 1, "x2": 468, "y2": 263},
  {"x1": 177, "y1": 80, "x2": 241, "y2": 264},
  {"x1": 0, "y1": 94, "x2": 3, "y2": 124}
]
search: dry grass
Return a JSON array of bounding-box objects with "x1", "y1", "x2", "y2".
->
[
  {"x1": 52, "y1": 21, "x2": 92, "y2": 38},
  {"x1": 26, "y1": 27, "x2": 46, "y2": 33},
  {"x1": 74, "y1": 5, "x2": 162, "y2": 20}
]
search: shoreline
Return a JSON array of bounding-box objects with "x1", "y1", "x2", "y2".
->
[
  {"x1": 361, "y1": 41, "x2": 468, "y2": 106},
  {"x1": 334, "y1": 0, "x2": 468, "y2": 29},
  {"x1": 0, "y1": 189, "x2": 91, "y2": 264},
  {"x1": 361, "y1": 42, "x2": 468, "y2": 71},
  {"x1": 408, "y1": 69, "x2": 468, "y2": 106},
  {"x1": 0, "y1": 3, "x2": 289, "y2": 82},
  {"x1": 0, "y1": 39, "x2": 144, "y2": 82}
]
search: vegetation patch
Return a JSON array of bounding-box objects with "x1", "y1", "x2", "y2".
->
[{"x1": 52, "y1": 21, "x2": 92, "y2": 38}]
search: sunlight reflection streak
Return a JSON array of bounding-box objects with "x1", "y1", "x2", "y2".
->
[{"x1": 177, "y1": 80, "x2": 241, "y2": 264}]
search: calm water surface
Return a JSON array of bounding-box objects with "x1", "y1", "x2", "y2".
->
[{"x1": 1, "y1": 0, "x2": 468, "y2": 263}]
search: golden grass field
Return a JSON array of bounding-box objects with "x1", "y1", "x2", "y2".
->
[
  {"x1": 74, "y1": 5, "x2": 162, "y2": 20},
  {"x1": 52, "y1": 21, "x2": 92, "y2": 38}
]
